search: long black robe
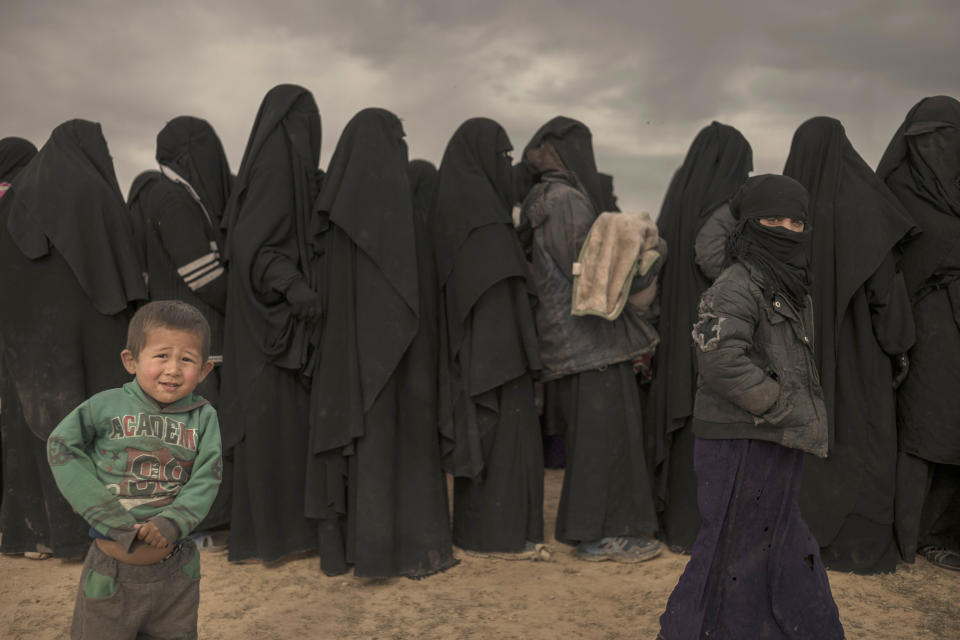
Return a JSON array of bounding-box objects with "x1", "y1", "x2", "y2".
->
[
  {"x1": 877, "y1": 95, "x2": 960, "y2": 559},
  {"x1": 645, "y1": 122, "x2": 752, "y2": 551},
  {"x1": 784, "y1": 116, "x2": 917, "y2": 573},
  {"x1": 220, "y1": 84, "x2": 321, "y2": 562},
  {"x1": 433, "y1": 118, "x2": 544, "y2": 552},
  {"x1": 0, "y1": 137, "x2": 37, "y2": 510},
  {"x1": 1, "y1": 123, "x2": 145, "y2": 557},
  {"x1": 306, "y1": 108, "x2": 456, "y2": 578}
]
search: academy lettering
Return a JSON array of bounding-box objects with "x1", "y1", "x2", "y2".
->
[{"x1": 108, "y1": 413, "x2": 198, "y2": 451}]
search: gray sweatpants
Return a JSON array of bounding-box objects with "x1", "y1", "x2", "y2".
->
[{"x1": 71, "y1": 539, "x2": 200, "y2": 640}]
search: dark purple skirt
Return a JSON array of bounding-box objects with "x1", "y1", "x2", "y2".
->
[{"x1": 659, "y1": 438, "x2": 844, "y2": 640}]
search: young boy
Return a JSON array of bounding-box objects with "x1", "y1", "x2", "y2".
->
[{"x1": 47, "y1": 300, "x2": 222, "y2": 639}]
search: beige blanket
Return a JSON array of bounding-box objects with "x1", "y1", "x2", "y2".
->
[{"x1": 571, "y1": 211, "x2": 663, "y2": 320}]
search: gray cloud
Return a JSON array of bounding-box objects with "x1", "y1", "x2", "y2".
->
[{"x1": 1, "y1": 0, "x2": 957, "y2": 215}]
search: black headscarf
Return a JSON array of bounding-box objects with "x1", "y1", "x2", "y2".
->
[
  {"x1": 408, "y1": 159, "x2": 438, "y2": 225},
  {"x1": 219, "y1": 84, "x2": 321, "y2": 442},
  {"x1": 0, "y1": 137, "x2": 37, "y2": 183},
  {"x1": 311, "y1": 107, "x2": 418, "y2": 452},
  {"x1": 431, "y1": 118, "x2": 541, "y2": 476},
  {"x1": 7, "y1": 120, "x2": 146, "y2": 314},
  {"x1": 598, "y1": 172, "x2": 620, "y2": 212},
  {"x1": 650, "y1": 121, "x2": 752, "y2": 433},
  {"x1": 877, "y1": 95, "x2": 960, "y2": 297},
  {"x1": 726, "y1": 174, "x2": 811, "y2": 308},
  {"x1": 524, "y1": 116, "x2": 605, "y2": 214},
  {"x1": 156, "y1": 116, "x2": 233, "y2": 230}
]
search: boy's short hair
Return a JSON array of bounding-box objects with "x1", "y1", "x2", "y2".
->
[{"x1": 126, "y1": 300, "x2": 211, "y2": 361}]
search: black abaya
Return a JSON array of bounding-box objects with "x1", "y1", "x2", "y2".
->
[
  {"x1": 1, "y1": 123, "x2": 144, "y2": 556},
  {"x1": 220, "y1": 84, "x2": 321, "y2": 562},
  {"x1": 784, "y1": 116, "x2": 917, "y2": 573},
  {"x1": 432, "y1": 118, "x2": 544, "y2": 552},
  {"x1": 306, "y1": 108, "x2": 456, "y2": 578},
  {"x1": 877, "y1": 96, "x2": 960, "y2": 561}
]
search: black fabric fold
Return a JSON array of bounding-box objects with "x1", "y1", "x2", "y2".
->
[
  {"x1": 312, "y1": 108, "x2": 418, "y2": 438},
  {"x1": 877, "y1": 95, "x2": 960, "y2": 298},
  {"x1": 7, "y1": 120, "x2": 147, "y2": 314}
]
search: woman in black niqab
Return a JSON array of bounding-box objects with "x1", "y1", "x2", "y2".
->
[
  {"x1": 305, "y1": 108, "x2": 456, "y2": 578},
  {"x1": 156, "y1": 115, "x2": 233, "y2": 231},
  {"x1": 433, "y1": 118, "x2": 544, "y2": 554},
  {"x1": 646, "y1": 121, "x2": 752, "y2": 552},
  {"x1": 877, "y1": 95, "x2": 960, "y2": 567},
  {"x1": 784, "y1": 116, "x2": 917, "y2": 573},
  {"x1": 219, "y1": 84, "x2": 322, "y2": 563},
  {"x1": 1, "y1": 122, "x2": 144, "y2": 557}
]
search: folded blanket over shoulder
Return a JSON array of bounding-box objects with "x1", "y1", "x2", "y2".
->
[{"x1": 571, "y1": 211, "x2": 665, "y2": 320}]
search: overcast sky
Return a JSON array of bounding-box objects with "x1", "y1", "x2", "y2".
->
[{"x1": 2, "y1": 0, "x2": 957, "y2": 215}]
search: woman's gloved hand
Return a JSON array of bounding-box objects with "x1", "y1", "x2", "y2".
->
[{"x1": 285, "y1": 279, "x2": 322, "y2": 320}]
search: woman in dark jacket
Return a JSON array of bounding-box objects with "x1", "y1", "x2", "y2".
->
[
  {"x1": 659, "y1": 174, "x2": 844, "y2": 640},
  {"x1": 520, "y1": 116, "x2": 661, "y2": 562}
]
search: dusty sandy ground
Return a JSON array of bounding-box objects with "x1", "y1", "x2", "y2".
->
[{"x1": 2, "y1": 469, "x2": 959, "y2": 639}]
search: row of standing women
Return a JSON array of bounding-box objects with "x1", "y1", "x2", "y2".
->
[
  {"x1": 653, "y1": 96, "x2": 960, "y2": 575},
  {"x1": 1, "y1": 86, "x2": 958, "y2": 578}
]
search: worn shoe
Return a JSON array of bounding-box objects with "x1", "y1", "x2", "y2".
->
[
  {"x1": 465, "y1": 541, "x2": 552, "y2": 561},
  {"x1": 574, "y1": 537, "x2": 663, "y2": 563},
  {"x1": 921, "y1": 547, "x2": 960, "y2": 571},
  {"x1": 191, "y1": 530, "x2": 229, "y2": 552}
]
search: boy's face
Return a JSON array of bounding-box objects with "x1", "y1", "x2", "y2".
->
[{"x1": 120, "y1": 327, "x2": 213, "y2": 406}]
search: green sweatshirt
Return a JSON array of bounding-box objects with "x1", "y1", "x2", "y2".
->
[{"x1": 47, "y1": 380, "x2": 222, "y2": 552}]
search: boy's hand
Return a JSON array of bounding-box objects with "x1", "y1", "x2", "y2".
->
[{"x1": 134, "y1": 521, "x2": 170, "y2": 548}]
